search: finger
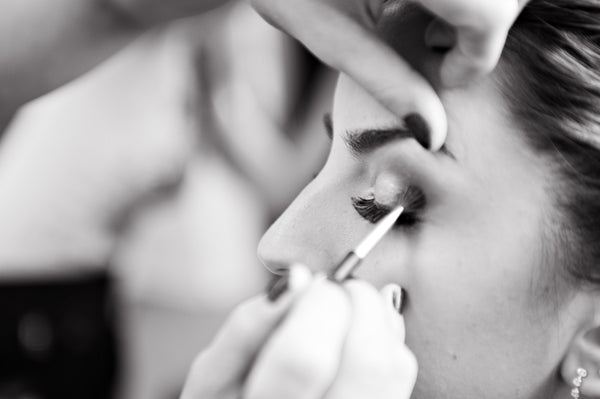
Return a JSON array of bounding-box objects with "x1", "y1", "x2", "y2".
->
[
  {"x1": 380, "y1": 283, "x2": 406, "y2": 342},
  {"x1": 252, "y1": 0, "x2": 447, "y2": 151},
  {"x1": 326, "y1": 280, "x2": 417, "y2": 399},
  {"x1": 441, "y1": 18, "x2": 510, "y2": 86},
  {"x1": 244, "y1": 278, "x2": 351, "y2": 399},
  {"x1": 339, "y1": 29, "x2": 448, "y2": 151},
  {"x1": 112, "y1": 0, "x2": 229, "y2": 26},
  {"x1": 416, "y1": 0, "x2": 520, "y2": 86},
  {"x1": 424, "y1": 18, "x2": 457, "y2": 51},
  {"x1": 267, "y1": 262, "x2": 314, "y2": 301},
  {"x1": 182, "y1": 264, "x2": 311, "y2": 398}
]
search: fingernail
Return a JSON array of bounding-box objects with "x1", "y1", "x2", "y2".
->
[
  {"x1": 266, "y1": 264, "x2": 313, "y2": 301},
  {"x1": 404, "y1": 113, "x2": 431, "y2": 149},
  {"x1": 266, "y1": 272, "x2": 290, "y2": 302},
  {"x1": 391, "y1": 286, "x2": 403, "y2": 314}
]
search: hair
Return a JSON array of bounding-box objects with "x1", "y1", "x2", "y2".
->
[{"x1": 498, "y1": 0, "x2": 600, "y2": 285}]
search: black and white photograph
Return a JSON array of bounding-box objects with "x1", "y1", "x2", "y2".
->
[{"x1": 1, "y1": 1, "x2": 599, "y2": 398}]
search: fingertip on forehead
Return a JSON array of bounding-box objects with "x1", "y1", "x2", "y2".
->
[{"x1": 333, "y1": 75, "x2": 447, "y2": 151}]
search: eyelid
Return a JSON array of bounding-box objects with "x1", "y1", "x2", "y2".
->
[{"x1": 351, "y1": 195, "x2": 422, "y2": 228}]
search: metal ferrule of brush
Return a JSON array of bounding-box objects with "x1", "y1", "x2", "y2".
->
[{"x1": 328, "y1": 252, "x2": 361, "y2": 282}]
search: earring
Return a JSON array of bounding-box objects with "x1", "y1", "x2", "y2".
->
[{"x1": 571, "y1": 368, "x2": 588, "y2": 399}]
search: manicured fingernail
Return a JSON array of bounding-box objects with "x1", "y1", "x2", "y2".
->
[
  {"x1": 404, "y1": 113, "x2": 431, "y2": 149},
  {"x1": 266, "y1": 272, "x2": 290, "y2": 302},
  {"x1": 391, "y1": 286, "x2": 403, "y2": 313}
]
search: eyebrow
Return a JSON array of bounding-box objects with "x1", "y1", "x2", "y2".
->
[
  {"x1": 346, "y1": 128, "x2": 456, "y2": 159},
  {"x1": 323, "y1": 113, "x2": 409, "y2": 151},
  {"x1": 345, "y1": 128, "x2": 413, "y2": 156},
  {"x1": 323, "y1": 112, "x2": 455, "y2": 159}
]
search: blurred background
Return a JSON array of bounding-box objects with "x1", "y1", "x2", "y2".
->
[{"x1": 0, "y1": 2, "x2": 335, "y2": 398}]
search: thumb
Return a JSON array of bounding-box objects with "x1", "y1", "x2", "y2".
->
[{"x1": 181, "y1": 264, "x2": 312, "y2": 398}]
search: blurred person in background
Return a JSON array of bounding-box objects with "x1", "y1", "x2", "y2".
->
[
  {"x1": 0, "y1": 1, "x2": 332, "y2": 398},
  {"x1": 116, "y1": 4, "x2": 334, "y2": 397},
  {"x1": 0, "y1": 2, "x2": 225, "y2": 397}
]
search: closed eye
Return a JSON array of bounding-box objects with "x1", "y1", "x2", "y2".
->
[{"x1": 351, "y1": 196, "x2": 422, "y2": 228}]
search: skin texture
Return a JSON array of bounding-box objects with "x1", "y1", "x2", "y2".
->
[
  {"x1": 181, "y1": 3, "x2": 600, "y2": 398},
  {"x1": 256, "y1": 7, "x2": 592, "y2": 399},
  {"x1": 257, "y1": 74, "x2": 577, "y2": 399},
  {"x1": 251, "y1": 0, "x2": 530, "y2": 151},
  {"x1": 183, "y1": 71, "x2": 597, "y2": 396},
  {"x1": 183, "y1": 4, "x2": 599, "y2": 399}
]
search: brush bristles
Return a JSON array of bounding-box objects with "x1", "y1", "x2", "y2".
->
[
  {"x1": 397, "y1": 186, "x2": 426, "y2": 225},
  {"x1": 351, "y1": 185, "x2": 426, "y2": 228},
  {"x1": 398, "y1": 186, "x2": 426, "y2": 213}
]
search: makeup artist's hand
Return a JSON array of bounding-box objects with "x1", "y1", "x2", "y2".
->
[
  {"x1": 415, "y1": 0, "x2": 531, "y2": 84},
  {"x1": 251, "y1": 0, "x2": 530, "y2": 151},
  {"x1": 110, "y1": 0, "x2": 230, "y2": 26},
  {"x1": 0, "y1": 0, "x2": 231, "y2": 120},
  {"x1": 180, "y1": 267, "x2": 417, "y2": 399}
]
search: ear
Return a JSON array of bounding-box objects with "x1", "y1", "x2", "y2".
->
[{"x1": 561, "y1": 326, "x2": 600, "y2": 398}]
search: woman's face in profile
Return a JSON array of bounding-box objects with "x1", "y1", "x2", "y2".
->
[{"x1": 259, "y1": 72, "x2": 587, "y2": 397}]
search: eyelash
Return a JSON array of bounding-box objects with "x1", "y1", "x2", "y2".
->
[
  {"x1": 351, "y1": 187, "x2": 426, "y2": 229},
  {"x1": 351, "y1": 196, "x2": 422, "y2": 228}
]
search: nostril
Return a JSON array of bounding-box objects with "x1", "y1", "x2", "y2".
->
[
  {"x1": 257, "y1": 202, "x2": 335, "y2": 276},
  {"x1": 259, "y1": 257, "x2": 290, "y2": 275},
  {"x1": 258, "y1": 231, "x2": 330, "y2": 276},
  {"x1": 257, "y1": 242, "x2": 287, "y2": 274},
  {"x1": 257, "y1": 233, "x2": 285, "y2": 275}
]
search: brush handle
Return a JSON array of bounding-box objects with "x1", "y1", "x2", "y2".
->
[
  {"x1": 329, "y1": 252, "x2": 361, "y2": 282},
  {"x1": 266, "y1": 251, "x2": 361, "y2": 301}
]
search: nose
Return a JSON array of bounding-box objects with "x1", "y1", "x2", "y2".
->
[{"x1": 258, "y1": 179, "x2": 352, "y2": 275}]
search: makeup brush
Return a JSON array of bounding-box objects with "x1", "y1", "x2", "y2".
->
[
  {"x1": 328, "y1": 204, "x2": 403, "y2": 282},
  {"x1": 329, "y1": 185, "x2": 425, "y2": 282},
  {"x1": 352, "y1": 185, "x2": 426, "y2": 227},
  {"x1": 393, "y1": 185, "x2": 426, "y2": 226},
  {"x1": 266, "y1": 186, "x2": 424, "y2": 300},
  {"x1": 267, "y1": 204, "x2": 404, "y2": 301}
]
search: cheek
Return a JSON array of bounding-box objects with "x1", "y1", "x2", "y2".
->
[
  {"x1": 367, "y1": 205, "x2": 564, "y2": 398},
  {"x1": 362, "y1": 224, "x2": 563, "y2": 398},
  {"x1": 353, "y1": 168, "x2": 563, "y2": 397}
]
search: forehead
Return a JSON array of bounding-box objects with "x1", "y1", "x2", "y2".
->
[{"x1": 332, "y1": 76, "x2": 401, "y2": 133}]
